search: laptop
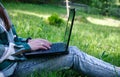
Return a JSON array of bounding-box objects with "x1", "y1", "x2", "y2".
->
[{"x1": 14, "y1": 8, "x2": 76, "y2": 56}]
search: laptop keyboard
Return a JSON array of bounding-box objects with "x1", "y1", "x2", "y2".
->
[
  {"x1": 38, "y1": 43, "x2": 66, "y2": 52},
  {"x1": 49, "y1": 43, "x2": 66, "y2": 52}
]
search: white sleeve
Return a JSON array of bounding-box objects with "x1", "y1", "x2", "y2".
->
[
  {"x1": 0, "y1": 43, "x2": 15, "y2": 63},
  {"x1": 0, "y1": 72, "x2": 5, "y2": 77}
]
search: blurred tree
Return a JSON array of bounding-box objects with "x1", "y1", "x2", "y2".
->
[
  {"x1": 66, "y1": 0, "x2": 69, "y2": 18},
  {"x1": 91, "y1": 0, "x2": 116, "y2": 15}
]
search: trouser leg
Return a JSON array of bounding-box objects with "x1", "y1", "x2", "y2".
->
[
  {"x1": 13, "y1": 46, "x2": 120, "y2": 77},
  {"x1": 70, "y1": 46, "x2": 120, "y2": 77},
  {"x1": 13, "y1": 49, "x2": 74, "y2": 77}
]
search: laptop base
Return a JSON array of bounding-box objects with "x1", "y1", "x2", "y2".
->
[{"x1": 24, "y1": 43, "x2": 69, "y2": 57}]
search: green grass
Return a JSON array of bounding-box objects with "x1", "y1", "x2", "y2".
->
[{"x1": 3, "y1": 2, "x2": 120, "y2": 77}]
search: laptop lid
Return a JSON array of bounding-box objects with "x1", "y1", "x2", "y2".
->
[{"x1": 64, "y1": 8, "x2": 75, "y2": 51}]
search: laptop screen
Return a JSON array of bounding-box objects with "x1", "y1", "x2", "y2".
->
[{"x1": 64, "y1": 8, "x2": 75, "y2": 49}]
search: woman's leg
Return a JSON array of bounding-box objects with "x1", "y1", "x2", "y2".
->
[
  {"x1": 13, "y1": 46, "x2": 120, "y2": 77},
  {"x1": 70, "y1": 46, "x2": 120, "y2": 77}
]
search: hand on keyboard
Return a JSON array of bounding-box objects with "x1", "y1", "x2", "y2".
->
[{"x1": 28, "y1": 38, "x2": 51, "y2": 51}]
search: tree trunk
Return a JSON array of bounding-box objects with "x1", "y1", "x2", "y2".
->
[{"x1": 66, "y1": 0, "x2": 69, "y2": 18}]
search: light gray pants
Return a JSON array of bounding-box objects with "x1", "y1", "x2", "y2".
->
[{"x1": 13, "y1": 46, "x2": 120, "y2": 77}]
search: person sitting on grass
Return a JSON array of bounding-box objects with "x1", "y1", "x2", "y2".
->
[{"x1": 0, "y1": 2, "x2": 120, "y2": 77}]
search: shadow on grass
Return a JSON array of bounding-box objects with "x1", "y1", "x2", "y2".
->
[{"x1": 29, "y1": 69, "x2": 87, "y2": 77}]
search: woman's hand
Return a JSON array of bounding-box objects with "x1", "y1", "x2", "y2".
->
[{"x1": 28, "y1": 39, "x2": 51, "y2": 51}]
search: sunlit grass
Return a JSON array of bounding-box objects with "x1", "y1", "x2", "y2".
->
[
  {"x1": 72, "y1": 22, "x2": 120, "y2": 62},
  {"x1": 12, "y1": 10, "x2": 50, "y2": 18},
  {"x1": 87, "y1": 17, "x2": 120, "y2": 27},
  {"x1": 3, "y1": 2, "x2": 120, "y2": 77}
]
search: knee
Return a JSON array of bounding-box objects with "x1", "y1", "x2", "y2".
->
[
  {"x1": 68, "y1": 46, "x2": 87, "y2": 58},
  {"x1": 69, "y1": 46, "x2": 82, "y2": 54}
]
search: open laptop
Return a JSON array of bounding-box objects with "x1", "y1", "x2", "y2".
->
[{"x1": 14, "y1": 8, "x2": 76, "y2": 56}]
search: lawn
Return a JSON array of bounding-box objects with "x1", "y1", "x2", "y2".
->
[{"x1": 3, "y1": 2, "x2": 120, "y2": 77}]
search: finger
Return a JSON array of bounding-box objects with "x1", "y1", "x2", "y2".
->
[
  {"x1": 42, "y1": 43, "x2": 51, "y2": 49},
  {"x1": 39, "y1": 39, "x2": 52, "y2": 46},
  {"x1": 39, "y1": 45, "x2": 48, "y2": 50},
  {"x1": 28, "y1": 39, "x2": 52, "y2": 49},
  {"x1": 43, "y1": 41, "x2": 51, "y2": 46},
  {"x1": 35, "y1": 41, "x2": 51, "y2": 48},
  {"x1": 30, "y1": 39, "x2": 52, "y2": 46},
  {"x1": 36, "y1": 41, "x2": 51, "y2": 49}
]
